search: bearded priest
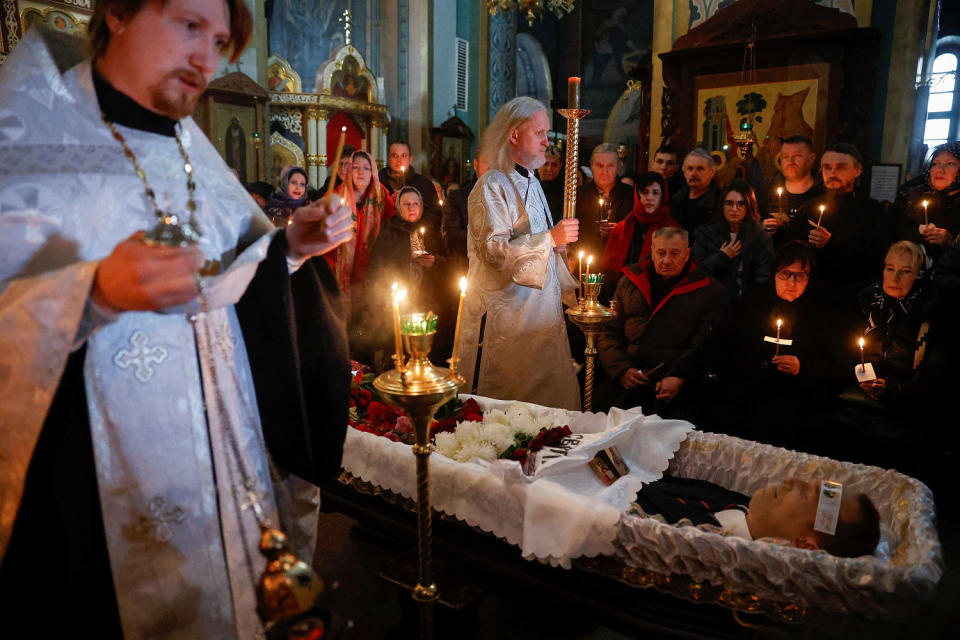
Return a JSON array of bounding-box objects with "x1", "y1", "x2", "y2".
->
[
  {"x1": 0, "y1": 1, "x2": 354, "y2": 638},
  {"x1": 456, "y1": 97, "x2": 582, "y2": 410}
]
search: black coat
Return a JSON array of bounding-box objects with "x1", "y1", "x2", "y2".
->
[
  {"x1": 573, "y1": 180, "x2": 634, "y2": 261},
  {"x1": 634, "y1": 476, "x2": 749, "y2": 527},
  {"x1": 378, "y1": 166, "x2": 442, "y2": 230},
  {"x1": 442, "y1": 177, "x2": 475, "y2": 270},
  {"x1": 692, "y1": 219, "x2": 774, "y2": 307},
  {"x1": 670, "y1": 181, "x2": 720, "y2": 240},
  {"x1": 761, "y1": 179, "x2": 826, "y2": 249},
  {"x1": 889, "y1": 175, "x2": 960, "y2": 262},
  {"x1": 598, "y1": 259, "x2": 726, "y2": 382}
]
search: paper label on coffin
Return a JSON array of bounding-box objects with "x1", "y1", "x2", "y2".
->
[
  {"x1": 855, "y1": 362, "x2": 877, "y2": 382},
  {"x1": 763, "y1": 336, "x2": 793, "y2": 346}
]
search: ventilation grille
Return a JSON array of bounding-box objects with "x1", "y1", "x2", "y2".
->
[{"x1": 456, "y1": 38, "x2": 469, "y2": 111}]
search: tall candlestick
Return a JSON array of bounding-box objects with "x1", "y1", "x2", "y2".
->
[
  {"x1": 450, "y1": 276, "x2": 468, "y2": 371},
  {"x1": 817, "y1": 204, "x2": 825, "y2": 228},
  {"x1": 391, "y1": 282, "x2": 406, "y2": 372},
  {"x1": 922, "y1": 200, "x2": 929, "y2": 226},
  {"x1": 324, "y1": 126, "x2": 348, "y2": 199},
  {"x1": 567, "y1": 77, "x2": 581, "y2": 110},
  {"x1": 775, "y1": 318, "x2": 782, "y2": 357},
  {"x1": 578, "y1": 250, "x2": 584, "y2": 303},
  {"x1": 859, "y1": 337, "x2": 865, "y2": 371}
]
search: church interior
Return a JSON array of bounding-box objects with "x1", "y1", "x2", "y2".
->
[{"x1": 3, "y1": 0, "x2": 960, "y2": 637}]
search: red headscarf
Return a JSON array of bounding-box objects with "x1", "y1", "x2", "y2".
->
[{"x1": 600, "y1": 188, "x2": 676, "y2": 275}]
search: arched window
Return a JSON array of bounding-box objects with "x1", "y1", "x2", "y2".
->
[{"x1": 924, "y1": 50, "x2": 959, "y2": 148}]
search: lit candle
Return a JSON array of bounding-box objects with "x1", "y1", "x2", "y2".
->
[
  {"x1": 922, "y1": 200, "x2": 929, "y2": 226},
  {"x1": 777, "y1": 187, "x2": 783, "y2": 215},
  {"x1": 859, "y1": 337, "x2": 865, "y2": 371},
  {"x1": 775, "y1": 318, "x2": 782, "y2": 357},
  {"x1": 578, "y1": 250, "x2": 584, "y2": 303},
  {"x1": 439, "y1": 198, "x2": 444, "y2": 207},
  {"x1": 401, "y1": 165, "x2": 406, "y2": 187},
  {"x1": 324, "y1": 126, "x2": 348, "y2": 199},
  {"x1": 567, "y1": 76, "x2": 581, "y2": 110},
  {"x1": 391, "y1": 282, "x2": 406, "y2": 372},
  {"x1": 599, "y1": 197, "x2": 604, "y2": 208},
  {"x1": 817, "y1": 204, "x2": 825, "y2": 228},
  {"x1": 419, "y1": 226, "x2": 426, "y2": 246},
  {"x1": 450, "y1": 276, "x2": 468, "y2": 371},
  {"x1": 586, "y1": 255, "x2": 593, "y2": 283}
]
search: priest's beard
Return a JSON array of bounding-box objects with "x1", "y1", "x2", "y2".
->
[
  {"x1": 516, "y1": 152, "x2": 546, "y2": 172},
  {"x1": 147, "y1": 70, "x2": 207, "y2": 119}
]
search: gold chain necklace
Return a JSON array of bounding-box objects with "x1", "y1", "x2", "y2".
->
[{"x1": 102, "y1": 114, "x2": 202, "y2": 246}]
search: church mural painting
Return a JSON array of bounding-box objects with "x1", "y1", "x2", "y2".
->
[
  {"x1": 581, "y1": 0, "x2": 652, "y2": 145},
  {"x1": 689, "y1": 0, "x2": 855, "y2": 30},
  {"x1": 694, "y1": 63, "x2": 829, "y2": 186}
]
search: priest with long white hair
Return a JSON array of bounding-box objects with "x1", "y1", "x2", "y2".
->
[{"x1": 456, "y1": 97, "x2": 582, "y2": 410}]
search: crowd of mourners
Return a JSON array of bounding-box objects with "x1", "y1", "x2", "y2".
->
[{"x1": 247, "y1": 136, "x2": 960, "y2": 510}]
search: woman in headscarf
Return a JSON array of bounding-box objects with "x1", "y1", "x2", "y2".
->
[
  {"x1": 266, "y1": 166, "x2": 309, "y2": 226},
  {"x1": 600, "y1": 172, "x2": 676, "y2": 284},
  {"x1": 692, "y1": 180, "x2": 774, "y2": 307},
  {"x1": 332, "y1": 150, "x2": 396, "y2": 299},
  {"x1": 892, "y1": 141, "x2": 960, "y2": 262}
]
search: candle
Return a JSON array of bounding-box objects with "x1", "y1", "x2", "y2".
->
[
  {"x1": 450, "y1": 276, "x2": 468, "y2": 371},
  {"x1": 567, "y1": 77, "x2": 581, "y2": 110},
  {"x1": 578, "y1": 250, "x2": 585, "y2": 304},
  {"x1": 401, "y1": 165, "x2": 406, "y2": 187},
  {"x1": 859, "y1": 337, "x2": 865, "y2": 371},
  {"x1": 775, "y1": 318, "x2": 782, "y2": 357},
  {"x1": 922, "y1": 200, "x2": 929, "y2": 226},
  {"x1": 599, "y1": 197, "x2": 604, "y2": 207},
  {"x1": 324, "y1": 126, "x2": 348, "y2": 199},
  {"x1": 419, "y1": 226, "x2": 426, "y2": 244},
  {"x1": 586, "y1": 255, "x2": 593, "y2": 282},
  {"x1": 817, "y1": 204, "x2": 825, "y2": 228},
  {"x1": 391, "y1": 282, "x2": 406, "y2": 372},
  {"x1": 777, "y1": 187, "x2": 783, "y2": 215}
]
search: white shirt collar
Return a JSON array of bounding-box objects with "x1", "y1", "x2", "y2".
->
[{"x1": 715, "y1": 508, "x2": 752, "y2": 540}]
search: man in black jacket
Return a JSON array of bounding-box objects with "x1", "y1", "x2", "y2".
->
[
  {"x1": 596, "y1": 227, "x2": 726, "y2": 416},
  {"x1": 378, "y1": 141, "x2": 442, "y2": 229},
  {"x1": 671, "y1": 148, "x2": 720, "y2": 240}
]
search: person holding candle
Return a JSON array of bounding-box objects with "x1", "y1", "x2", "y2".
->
[
  {"x1": 761, "y1": 136, "x2": 824, "y2": 247},
  {"x1": 595, "y1": 227, "x2": 725, "y2": 417},
  {"x1": 890, "y1": 141, "x2": 960, "y2": 262},
  {"x1": 785, "y1": 143, "x2": 891, "y2": 307},
  {"x1": 692, "y1": 181, "x2": 774, "y2": 308},
  {"x1": 574, "y1": 143, "x2": 634, "y2": 264},
  {"x1": 319, "y1": 143, "x2": 357, "y2": 194},
  {"x1": 266, "y1": 166, "x2": 310, "y2": 226},
  {"x1": 456, "y1": 96, "x2": 581, "y2": 410},
  {"x1": 330, "y1": 150, "x2": 396, "y2": 301},
  {"x1": 378, "y1": 142, "x2": 443, "y2": 229},
  {"x1": 690, "y1": 242, "x2": 849, "y2": 452}
]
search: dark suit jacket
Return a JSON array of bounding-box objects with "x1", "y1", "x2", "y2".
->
[{"x1": 635, "y1": 476, "x2": 749, "y2": 527}]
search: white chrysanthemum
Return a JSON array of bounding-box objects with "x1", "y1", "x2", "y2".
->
[
  {"x1": 484, "y1": 409, "x2": 510, "y2": 426},
  {"x1": 455, "y1": 440, "x2": 498, "y2": 463},
  {"x1": 433, "y1": 431, "x2": 458, "y2": 458},
  {"x1": 480, "y1": 422, "x2": 516, "y2": 452}
]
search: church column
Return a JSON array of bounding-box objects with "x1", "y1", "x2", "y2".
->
[
  {"x1": 315, "y1": 108, "x2": 330, "y2": 185},
  {"x1": 487, "y1": 8, "x2": 517, "y2": 117},
  {"x1": 304, "y1": 106, "x2": 320, "y2": 186},
  {"x1": 380, "y1": 124, "x2": 389, "y2": 169},
  {"x1": 369, "y1": 117, "x2": 380, "y2": 164}
]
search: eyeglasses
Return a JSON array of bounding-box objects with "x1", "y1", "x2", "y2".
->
[
  {"x1": 931, "y1": 161, "x2": 959, "y2": 172},
  {"x1": 723, "y1": 199, "x2": 747, "y2": 208},
  {"x1": 776, "y1": 270, "x2": 809, "y2": 283}
]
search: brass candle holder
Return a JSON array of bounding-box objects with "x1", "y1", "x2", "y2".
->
[
  {"x1": 373, "y1": 319, "x2": 464, "y2": 640},
  {"x1": 556, "y1": 106, "x2": 590, "y2": 220},
  {"x1": 566, "y1": 279, "x2": 615, "y2": 411}
]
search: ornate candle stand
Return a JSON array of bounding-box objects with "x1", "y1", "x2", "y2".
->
[
  {"x1": 556, "y1": 107, "x2": 590, "y2": 220},
  {"x1": 566, "y1": 280, "x2": 615, "y2": 411},
  {"x1": 373, "y1": 323, "x2": 464, "y2": 640}
]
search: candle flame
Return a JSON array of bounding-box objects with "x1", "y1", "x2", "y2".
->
[
  {"x1": 922, "y1": 200, "x2": 929, "y2": 207},
  {"x1": 439, "y1": 199, "x2": 444, "y2": 205},
  {"x1": 459, "y1": 276, "x2": 468, "y2": 293},
  {"x1": 391, "y1": 281, "x2": 398, "y2": 293},
  {"x1": 401, "y1": 166, "x2": 406, "y2": 173},
  {"x1": 776, "y1": 318, "x2": 782, "y2": 328},
  {"x1": 587, "y1": 255, "x2": 594, "y2": 266},
  {"x1": 578, "y1": 250, "x2": 585, "y2": 259},
  {"x1": 819, "y1": 204, "x2": 825, "y2": 212},
  {"x1": 341, "y1": 126, "x2": 347, "y2": 132},
  {"x1": 420, "y1": 226, "x2": 425, "y2": 235},
  {"x1": 859, "y1": 337, "x2": 865, "y2": 349},
  {"x1": 777, "y1": 187, "x2": 783, "y2": 196},
  {"x1": 599, "y1": 198, "x2": 604, "y2": 206},
  {"x1": 397, "y1": 288, "x2": 407, "y2": 303},
  {"x1": 340, "y1": 197, "x2": 346, "y2": 205}
]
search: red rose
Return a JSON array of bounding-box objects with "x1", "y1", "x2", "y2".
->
[
  {"x1": 541, "y1": 425, "x2": 572, "y2": 447},
  {"x1": 367, "y1": 401, "x2": 399, "y2": 427},
  {"x1": 458, "y1": 398, "x2": 483, "y2": 423},
  {"x1": 506, "y1": 448, "x2": 528, "y2": 465},
  {"x1": 430, "y1": 417, "x2": 457, "y2": 437}
]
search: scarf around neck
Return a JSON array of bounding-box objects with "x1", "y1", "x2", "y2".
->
[{"x1": 601, "y1": 189, "x2": 676, "y2": 274}]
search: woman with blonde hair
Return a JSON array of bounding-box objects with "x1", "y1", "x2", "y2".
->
[{"x1": 332, "y1": 149, "x2": 395, "y2": 298}]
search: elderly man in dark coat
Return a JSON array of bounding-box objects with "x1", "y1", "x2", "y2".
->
[{"x1": 596, "y1": 227, "x2": 726, "y2": 417}]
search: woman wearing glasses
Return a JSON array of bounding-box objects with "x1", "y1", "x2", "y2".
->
[
  {"x1": 692, "y1": 180, "x2": 773, "y2": 308},
  {"x1": 690, "y1": 242, "x2": 848, "y2": 452},
  {"x1": 892, "y1": 141, "x2": 960, "y2": 262}
]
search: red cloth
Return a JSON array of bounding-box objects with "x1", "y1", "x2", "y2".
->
[{"x1": 600, "y1": 189, "x2": 676, "y2": 275}]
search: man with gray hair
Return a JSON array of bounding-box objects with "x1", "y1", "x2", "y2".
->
[
  {"x1": 671, "y1": 148, "x2": 720, "y2": 239},
  {"x1": 455, "y1": 97, "x2": 582, "y2": 410},
  {"x1": 575, "y1": 142, "x2": 634, "y2": 262},
  {"x1": 596, "y1": 226, "x2": 725, "y2": 416}
]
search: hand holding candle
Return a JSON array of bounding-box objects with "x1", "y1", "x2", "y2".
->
[
  {"x1": 774, "y1": 318, "x2": 782, "y2": 357},
  {"x1": 859, "y1": 337, "x2": 865, "y2": 371},
  {"x1": 324, "y1": 126, "x2": 348, "y2": 199},
  {"x1": 922, "y1": 200, "x2": 929, "y2": 226},
  {"x1": 817, "y1": 204, "x2": 825, "y2": 228}
]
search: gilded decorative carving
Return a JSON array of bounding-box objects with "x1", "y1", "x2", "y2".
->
[
  {"x1": 660, "y1": 85, "x2": 679, "y2": 147},
  {"x1": 305, "y1": 154, "x2": 320, "y2": 167},
  {"x1": 316, "y1": 108, "x2": 330, "y2": 121},
  {"x1": 270, "y1": 107, "x2": 302, "y2": 136},
  {"x1": 267, "y1": 54, "x2": 302, "y2": 93},
  {"x1": 304, "y1": 106, "x2": 319, "y2": 120},
  {"x1": 4, "y1": 0, "x2": 19, "y2": 51}
]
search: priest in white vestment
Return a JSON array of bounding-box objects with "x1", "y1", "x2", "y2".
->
[
  {"x1": 0, "y1": 2, "x2": 353, "y2": 638},
  {"x1": 456, "y1": 97, "x2": 582, "y2": 410}
]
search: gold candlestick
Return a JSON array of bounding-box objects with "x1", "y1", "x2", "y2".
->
[
  {"x1": 557, "y1": 77, "x2": 590, "y2": 221},
  {"x1": 374, "y1": 321, "x2": 464, "y2": 640},
  {"x1": 566, "y1": 278, "x2": 615, "y2": 411}
]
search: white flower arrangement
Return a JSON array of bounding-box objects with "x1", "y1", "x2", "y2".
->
[{"x1": 433, "y1": 401, "x2": 558, "y2": 463}]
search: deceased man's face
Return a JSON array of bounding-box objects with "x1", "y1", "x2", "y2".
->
[{"x1": 746, "y1": 478, "x2": 821, "y2": 546}]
